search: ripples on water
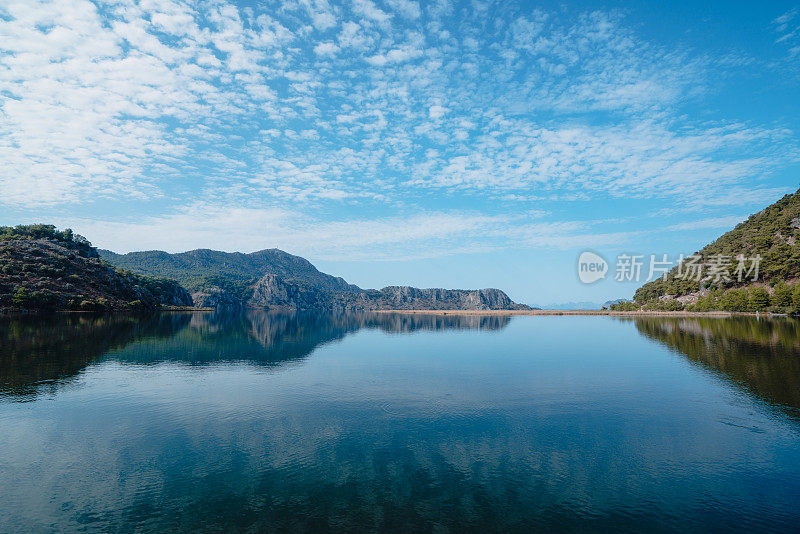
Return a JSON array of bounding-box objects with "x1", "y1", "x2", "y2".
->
[{"x1": 0, "y1": 312, "x2": 799, "y2": 532}]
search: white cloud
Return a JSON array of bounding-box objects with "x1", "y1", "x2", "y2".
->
[
  {"x1": 364, "y1": 46, "x2": 422, "y2": 65},
  {"x1": 773, "y1": 8, "x2": 800, "y2": 57},
  {"x1": 351, "y1": 0, "x2": 391, "y2": 23},
  {"x1": 0, "y1": 0, "x2": 797, "y2": 263},
  {"x1": 57, "y1": 202, "x2": 631, "y2": 262},
  {"x1": 665, "y1": 215, "x2": 747, "y2": 232},
  {"x1": 0, "y1": 0, "x2": 297, "y2": 206},
  {"x1": 405, "y1": 121, "x2": 793, "y2": 206},
  {"x1": 428, "y1": 105, "x2": 448, "y2": 120},
  {"x1": 385, "y1": 0, "x2": 421, "y2": 19},
  {"x1": 313, "y1": 41, "x2": 340, "y2": 56}
]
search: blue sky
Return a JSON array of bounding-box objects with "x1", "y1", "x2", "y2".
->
[{"x1": 1, "y1": 0, "x2": 799, "y2": 305}]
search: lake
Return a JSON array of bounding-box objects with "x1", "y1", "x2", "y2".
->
[{"x1": 1, "y1": 312, "x2": 799, "y2": 532}]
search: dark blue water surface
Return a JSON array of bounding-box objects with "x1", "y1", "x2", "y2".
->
[{"x1": 1, "y1": 312, "x2": 799, "y2": 532}]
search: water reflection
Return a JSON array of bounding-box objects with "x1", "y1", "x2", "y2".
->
[
  {"x1": 0, "y1": 313, "x2": 192, "y2": 399},
  {"x1": 0, "y1": 311, "x2": 510, "y2": 399},
  {"x1": 632, "y1": 316, "x2": 800, "y2": 416},
  {"x1": 1, "y1": 314, "x2": 799, "y2": 532}
]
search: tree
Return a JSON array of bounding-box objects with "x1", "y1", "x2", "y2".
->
[
  {"x1": 773, "y1": 282, "x2": 793, "y2": 306},
  {"x1": 720, "y1": 288, "x2": 749, "y2": 312},
  {"x1": 749, "y1": 286, "x2": 770, "y2": 311},
  {"x1": 11, "y1": 286, "x2": 31, "y2": 307},
  {"x1": 793, "y1": 284, "x2": 800, "y2": 310}
]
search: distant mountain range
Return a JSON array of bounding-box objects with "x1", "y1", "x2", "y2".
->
[
  {"x1": 99, "y1": 248, "x2": 531, "y2": 312},
  {"x1": 0, "y1": 224, "x2": 531, "y2": 312}
]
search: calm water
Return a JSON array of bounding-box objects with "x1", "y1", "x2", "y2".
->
[{"x1": 1, "y1": 312, "x2": 799, "y2": 532}]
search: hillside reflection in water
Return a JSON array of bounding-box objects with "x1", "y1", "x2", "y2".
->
[{"x1": 1, "y1": 313, "x2": 799, "y2": 532}]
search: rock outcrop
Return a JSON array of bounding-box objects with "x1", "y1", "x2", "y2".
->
[
  {"x1": 99, "y1": 247, "x2": 360, "y2": 294},
  {"x1": 247, "y1": 275, "x2": 329, "y2": 310},
  {"x1": 370, "y1": 286, "x2": 523, "y2": 310},
  {"x1": 147, "y1": 278, "x2": 193, "y2": 307},
  {"x1": 97, "y1": 238, "x2": 530, "y2": 312},
  {"x1": 191, "y1": 287, "x2": 243, "y2": 310},
  {"x1": 242, "y1": 274, "x2": 529, "y2": 312}
]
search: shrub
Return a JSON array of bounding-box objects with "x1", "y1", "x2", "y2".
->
[
  {"x1": 719, "y1": 288, "x2": 749, "y2": 312},
  {"x1": 749, "y1": 286, "x2": 770, "y2": 311},
  {"x1": 643, "y1": 299, "x2": 685, "y2": 311},
  {"x1": 773, "y1": 282, "x2": 793, "y2": 306},
  {"x1": 0, "y1": 224, "x2": 98, "y2": 258},
  {"x1": 11, "y1": 287, "x2": 31, "y2": 307},
  {"x1": 609, "y1": 300, "x2": 639, "y2": 311},
  {"x1": 11, "y1": 286, "x2": 58, "y2": 310}
]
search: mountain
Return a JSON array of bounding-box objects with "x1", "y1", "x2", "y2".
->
[
  {"x1": 98, "y1": 248, "x2": 357, "y2": 298},
  {"x1": 628, "y1": 188, "x2": 800, "y2": 312},
  {"x1": 2, "y1": 225, "x2": 526, "y2": 313},
  {"x1": 246, "y1": 276, "x2": 527, "y2": 311},
  {"x1": 100, "y1": 248, "x2": 530, "y2": 311},
  {"x1": 0, "y1": 225, "x2": 192, "y2": 312}
]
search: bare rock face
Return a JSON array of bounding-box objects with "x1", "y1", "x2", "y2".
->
[
  {"x1": 98, "y1": 242, "x2": 530, "y2": 311},
  {"x1": 247, "y1": 275, "x2": 328, "y2": 311},
  {"x1": 373, "y1": 286, "x2": 525, "y2": 310},
  {"x1": 149, "y1": 279, "x2": 193, "y2": 306},
  {"x1": 191, "y1": 287, "x2": 242, "y2": 310},
  {"x1": 243, "y1": 274, "x2": 528, "y2": 312}
]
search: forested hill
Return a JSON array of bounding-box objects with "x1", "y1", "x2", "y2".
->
[
  {"x1": 627, "y1": 187, "x2": 800, "y2": 312},
  {"x1": 99, "y1": 247, "x2": 530, "y2": 311},
  {"x1": 98, "y1": 248, "x2": 359, "y2": 299},
  {"x1": 0, "y1": 226, "x2": 529, "y2": 312},
  {"x1": 0, "y1": 225, "x2": 192, "y2": 312}
]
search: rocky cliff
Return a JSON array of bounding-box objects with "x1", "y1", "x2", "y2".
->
[
  {"x1": 99, "y1": 245, "x2": 529, "y2": 311},
  {"x1": 370, "y1": 286, "x2": 523, "y2": 310},
  {"x1": 191, "y1": 288, "x2": 243, "y2": 310},
  {"x1": 248, "y1": 275, "x2": 329, "y2": 310},
  {"x1": 244, "y1": 274, "x2": 529, "y2": 311}
]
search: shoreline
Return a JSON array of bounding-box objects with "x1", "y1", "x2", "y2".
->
[
  {"x1": 0, "y1": 308, "x2": 790, "y2": 318},
  {"x1": 372, "y1": 309, "x2": 788, "y2": 317}
]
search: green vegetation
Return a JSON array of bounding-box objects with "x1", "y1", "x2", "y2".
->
[
  {"x1": 614, "y1": 285, "x2": 800, "y2": 314},
  {"x1": 773, "y1": 282, "x2": 793, "y2": 306},
  {"x1": 609, "y1": 299, "x2": 686, "y2": 311},
  {"x1": 1, "y1": 224, "x2": 97, "y2": 258},
  {"x1": 98, "y1": 247, "x2": 356, "y2": 301},
  {"x1": 608, "y1": 300, "x2": 640, "y2": 311},
  {"x1": 749, "y1": 286, "x2": 770, "y2": 311},
  {"x1": 631, "y1": 188, "x2": 800, "y2": 313},
  {"x1": 0, "y1": 224, "x2": 192, "y2": 312},
  {"x1": 197, "y1": 274, "x2": 258, "y2": 301}
]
